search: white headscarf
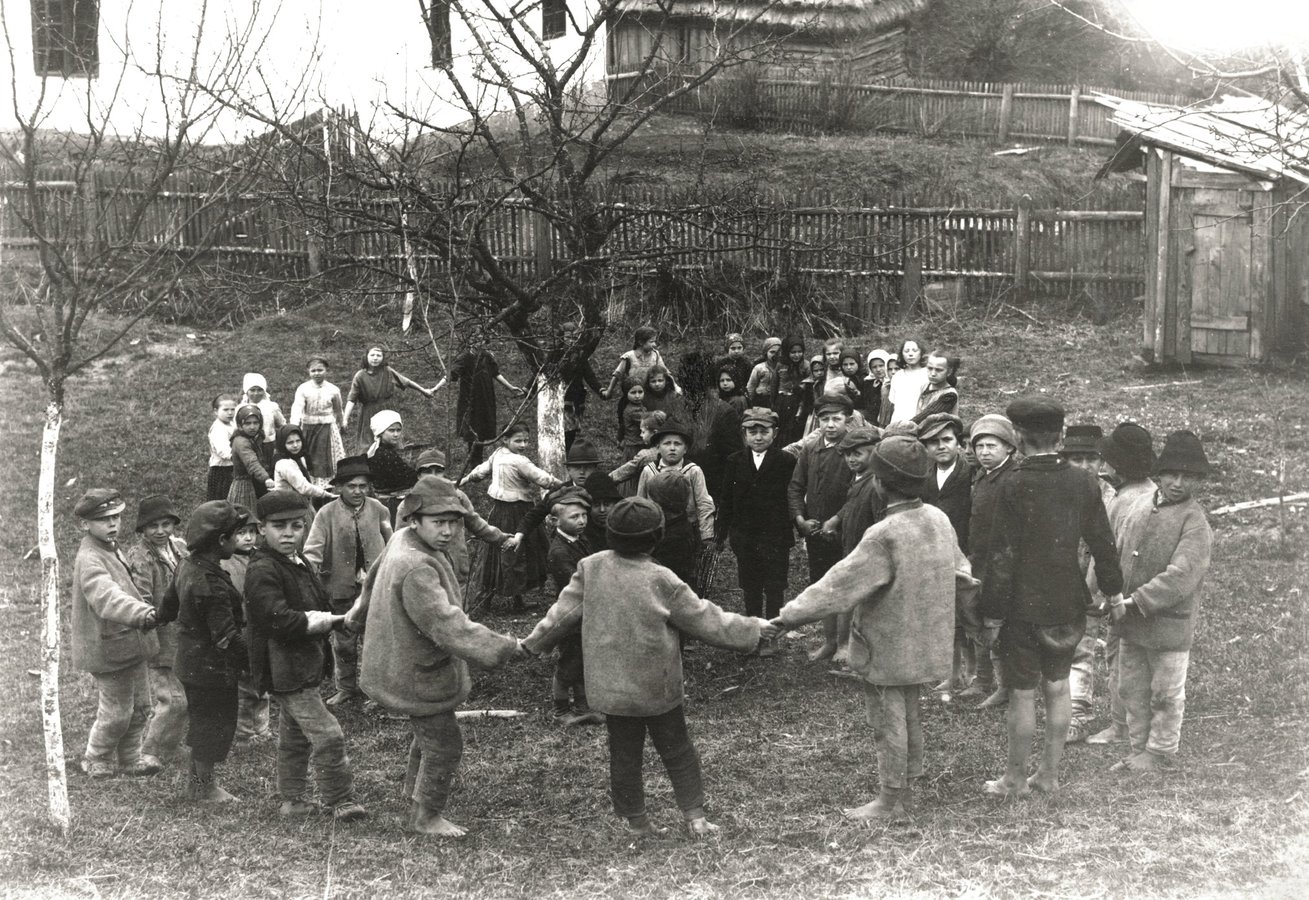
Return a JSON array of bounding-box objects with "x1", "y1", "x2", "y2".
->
[
  {"x1": 367, "y1": 409, "x2": 402, "y2": 457},
  {"x1": 241, "y1": 372, "x2": 269, "y2": 403}
]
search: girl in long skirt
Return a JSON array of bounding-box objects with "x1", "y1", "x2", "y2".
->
[
  {"x1": 342, "y1": 346, "x2": 432, "y2": 453},
  {"x1": 459, "y1": 423, "x2": 561, "y2": 611},
  {"x1": 289, "y1": 355, "x2": 345, "y2": 482},
  {"x1": 227, "y1": 405, "x2": 274, "y2": 513}
]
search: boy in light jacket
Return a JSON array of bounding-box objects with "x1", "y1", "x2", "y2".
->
[
  {"x1": 1108, "y1": 431, "x2": 1213, "y2": 774},
  {"x1": 523, "y1": 498, "x2": 776, "y2": 838},
  {"x1": 70, "y1": 489, "x2": 161, "y2": 779},
  {"x1": 778, "y1": 436, "x2": 976, "y2": 821}
]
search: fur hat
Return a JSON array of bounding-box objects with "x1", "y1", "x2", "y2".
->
[
  {"x1": 256, "y1": 490, "x2": 310, "y2": 523},
  {"x1": 401, "y1": 475, "x2": 466, "y2": 521},
  {"x1": 331, "y1": 455, "x2": 372, "y2": 485},
  {"x1": 1099, "y1": 422, "x2": 1155, "y2": 481},
  {"x1": 184, "y1": 501, "x2": 249, "y2": 551},
  {"x1": 74, "y1": 488, "x2": 125, "y2": 520},
  {"x1": 566, "y1": 438, "x2": 602, "y2": 465},
  {"x1": 1155, "y1": 430, "x2": 1212, "y2": 476},
  {"x1": 1062, "y1": 423, "x2": 1104, "y2": 455},
  {"x1": 838, "y1": 425, "x2": 881, "y2": 451},
  {"x1": 1006, "y1": 396, "x2": 1065, "y2": 433},
  {"x1": 582, "y1": 471, "x2": 623, "y2": 503},
  {"x1": 917, "y1": 413, "x2": 964, "y2": 443},
  {"x1": 605, "y1": 497, "x2": 665, "y2": 554},
  {"x1": 134, "y1": 495, "x2": 181, "y2": 532},
  {"x1": 969, "y1": 414, "x2": 1017, "y2": 449},
  {"x1": 416, "y1": 448, "x2": 447, "y2": 471},
  {"x1": 869, "y1": 435, "x2": 933, "y2": 497}
]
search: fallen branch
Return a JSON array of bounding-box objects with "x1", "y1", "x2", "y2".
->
[
  {"x1": 1121, "y1": 380, "x2": 1203, "y2": 391},
  {"x1": 1002, "y1": 303, "x2": 1043, "y2": 325},
  {"x1": 454, "y1": 709, "x2": 524, "y2": 720},
  {"x1": 1211, "y1": 492, "x2": 1309, "y2": 515}
]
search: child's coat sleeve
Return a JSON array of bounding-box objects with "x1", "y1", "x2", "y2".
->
[
  {"x1": 233, "y1": 436, "x2": 271, "y2": 483},
  {"x1": 522, "y1": 571, "x2": 586, "y2": 655},
  {"x1": 459, "y1": 491, "x2": 504, "y2": 543},
  {"x1": 399, "y1": 568, "x2": 517, "y2": 669},
  {"x1": 1082, "y1": 483, "x2": 1124, "y2": 597},
  {"x1": 244, "y1": 563, "x2": 311, "y2": 639},
  {"x1": 208, "y1": 422, "x2": 233, "y2": 463},
  {"x1": 82, "y1": 557, "x2": 154, "y2": 627},
  {"x1": 685, "y1": 464, "x2": 716, "y2": 539},
  {"x1": 665, "y1": 579, "x2": 762, "y2": 652},
  {"x1": 1130, "y1": 512, "x2": 1212, "y2": 617},
  {"x1": 780, "y1": 535, "x2": 894, "y2": 628},
  {"x1": 302, "y1": 511, "x2": 331, "y2": 573},
  {"x1": 289, "y1": 384, "x2": 307, "y2": 426},
  {"x1": 786, "y1": 450, "x2": 810, "y2": 522},
  {"x1": 124, "y1": 545, "x2": 155, "y2": 605}
]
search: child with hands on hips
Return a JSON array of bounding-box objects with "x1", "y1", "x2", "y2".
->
[{"x1": 521, "y1": 497, "x2": 780, "y2": 838}]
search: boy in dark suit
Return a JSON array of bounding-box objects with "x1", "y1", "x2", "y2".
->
[
  {"x1": 718, "y1": 408, "x2": 797, "y2": 652},
  {"x1": 919, "y1": 413, "x2": 973, "y2": 692}
]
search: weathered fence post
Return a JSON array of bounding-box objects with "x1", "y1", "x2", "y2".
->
[
  {"x1": 533, "y1": 211, "x2": 552, "y2": 276},
  {"x1": 900, "y1": 252, "x2": 921, "y2": 322},
  {"x1": 1068, "y1": 87, "x2": 1081, "y2": 146},
  {"x1": 1014, "y1": 194, "x2": 1033, "y2": 302},
  {"x1": 998, "y1": 84, "x2": 1014, "y2": 142}
]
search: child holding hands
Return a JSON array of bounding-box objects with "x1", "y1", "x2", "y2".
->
[
  {"x1": 206, "y1": 394, "x2": 238, "y2": 501},
  {"x1": 523, "y1": 497, "x2": 779, "y2": 837}
]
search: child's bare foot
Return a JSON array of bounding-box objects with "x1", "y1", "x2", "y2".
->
[
  {"x1": 686, "y1": 817, "x2": 720, "y2": 838},
  {"x1": 843, "y1": 792, "x2": 903, "y2": 822},
  {"x1": 832, "y1": 645, "x2": 850, "y2": 665},
  {"x1": 976, "y1": 687, "x2": 1009, "y2": 710},
  {"x1": 982, "y1": 777, "x2": 1031, "y2": 800},
  {"x1": 807, "y1": 642, "x2": 837, "y2": 663},
  {"x1": 1026, "y1": 769, "x2": 1059, "y2": 793},
  {"x1": 411, "y1": 810, "x2": 467, "y2": 837},
  {"x1": 1112, "y1": 751, "x2": 1168, "y2": 774},
  {"x1": 626, "y1": 820, "x2": 666, "y2": 837}
]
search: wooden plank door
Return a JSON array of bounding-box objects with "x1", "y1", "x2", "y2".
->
[{"x1": 1189, "y1": 207, "x2": 1253, "y2": 359}]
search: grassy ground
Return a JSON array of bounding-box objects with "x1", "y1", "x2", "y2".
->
[{"x1": 0, "y1": 300, "x2": 1306, "y2": 898}]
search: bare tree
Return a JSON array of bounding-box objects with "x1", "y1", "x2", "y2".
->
[{"x1": 0, "y1": 3, "x2": 287, "y2": 832}]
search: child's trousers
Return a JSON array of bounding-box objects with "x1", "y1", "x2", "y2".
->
[
  {"x1": 183, "y1": 683, "x2": 239, "y2": 764},
  {"x1": 864, "y1": 683, "x2": 923, "y2": 789},
  {"x1": 1103, "y1": 621, "x2": 1126, "y2": 730},
  {"x1": 86, "y1": 662, "x2": 152, "y2": 769},
  {"x1": 274, "y1": 687, "x2": 355, "y2": 807},
  {"x1": 1069, "y1": 615, "x2": 1102, "y2": 722},
  {"x1": 235, "y1": 676, "x2": 271, "y2": 740},
  {"x1": 329, "y1": 596, "x2": 362, "y2": 695},
  {"x1": 142, "y1": 664, "x2": 188, "y2": 760},
  {"x1": 1120, "y1": 642, "x2": 1190, "y2": 757},
  {"x1": 605, "y1": 705, "x2": 706, "y2": 821},
  {"x1": 404, "y1": 711, "x2": 463, "y2": 814},
  {"x1": 730, "y1": 532, "x2": 790, "y2": 619}
]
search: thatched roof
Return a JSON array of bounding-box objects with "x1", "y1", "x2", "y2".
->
[
  {"x1": 615, "y1": 0, "x2": 930, "y2": 36},
  {"x1": 1094, "y1": 92, "x2": 1309, "y2": 184}
]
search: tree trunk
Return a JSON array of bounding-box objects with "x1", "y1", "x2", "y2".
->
[
  {"x1": 535, "y1": 376, "x2": 567, "y2": 480},
  {"x1": 38, "y1": 399, "x2": 70, "y2": 834}
]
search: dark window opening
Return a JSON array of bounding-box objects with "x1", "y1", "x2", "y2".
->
[
  {"x1": 542, "y1": 0, "x2": 566, "y2": 41},
  {"x1": 32, "y1": 0, "x2": 98, "y2": 77}
]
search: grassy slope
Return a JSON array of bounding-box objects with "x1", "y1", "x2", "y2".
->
[{"x1": 0, "y1": 302, "x2": 1306, "y2": 898}]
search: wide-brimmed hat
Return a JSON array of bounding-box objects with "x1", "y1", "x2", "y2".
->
[
  {"x1": 331, "y1": 455, "x2": 373, "y2": 485},
  {"x1": 74, "y1": 488, "x2": 126, "y2": 520},
  {"x1": 566, "y1": 438, "x2": 602, "y2": 465},
  {"x1": 1155, "y1": 430, "x2": 1212, "y2": 476},
  {"x1": 134, "y1": 495, "x2": 181, "y2": 531},
  {"x1": 649, "y1": 420, "x2": 694, "y2": 446},
  {"x1": 1099, "y1": 422, "x2": 1155, "y2": 481},
  {"x1": 1006, "y1": 396, "x2": 1065, "y2": 433},
  {"x1": 918, "y1": 413, "x2": 964, "y2": 443},
  {"x1": 185, "y1": 501, "x2": 249, "y2": 551},
  {"x1": 1062, "y1": 424, "x2": 1104, "y2": 455},
  {"x1": 401, "y1": 475, "x2": 466, "y2": 521},
  {"x1": 970, "y1": 414, "x2": 1017, "y2": 449}
]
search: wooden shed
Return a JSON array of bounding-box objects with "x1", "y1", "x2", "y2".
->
[
  {"x1": 1096, "y1": 93, "x2": 1309, "y2": 365},
  {"x1": 607, "y1": 0, "x2": 929, "y2": 83}
]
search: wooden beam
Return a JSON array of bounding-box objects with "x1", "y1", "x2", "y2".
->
[
  {"x1": 1014, "y1": 195, "x2": 1032, "y2": 301},
  {"x1": 1068, "y1": 86, "x2": 1081, "y2": 146},
  {"x1": 1154, "y1": 150, "x2": 1174, "y2": 359},
  {"x1": 1251, "y1": 200, "x2": 1271, "y2": 360},
  {"x1": 999, "y1": 84, "x2": 1014, "y2": 142},
  {"x1": 1190, "y1": 314, "x2": 1250, "y2": 331}
]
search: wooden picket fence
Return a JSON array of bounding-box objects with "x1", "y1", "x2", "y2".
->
[
  {"x1": 2, "y1": 178, "x2": 1147, "y2": 322},
  {"x1": 607, "y1": 73, "x2": 1191, "y2": 145}
]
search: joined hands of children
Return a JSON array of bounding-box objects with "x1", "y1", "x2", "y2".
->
[
  {"x1": 1108, "y1": 593, "x2": 1133, "y2": 622},
  {"x1": 304, "y1": 610, "x2": 346, "y2": 635}
]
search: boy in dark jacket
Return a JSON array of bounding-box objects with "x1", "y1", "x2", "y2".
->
[
  {"x1": 918, "y1": 414, "x2": 973, "y2": 693},
  {"x1": 245, "y1": 490, "x2": 365, "y2": 821},
  {"x1": 787, "y1": 393, "x2": 855, "y2": 662},
  {"x1": 1108, "y1": 431, "x2": 1213, "y2": 774},
  {"x1": 582, "y1": 471, "x2": 622, "y2": 550},
  {"x1": 978, "y1": 398, "x2": 1123, "y2": 798},
  {"x1": 718, "y1": 408, "x2": 797, "y2": 636},
  {"x1": 545, "y1": 489, "x2": 603, "y2": 725}
]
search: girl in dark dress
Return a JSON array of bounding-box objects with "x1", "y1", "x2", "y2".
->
[
  {"x1": 432, "y1": 347, "x2": 526, "y2": 468},
  {"x1": 366, "y1": 410, "x2": 419, "y2": 525},
  {"x1": 343, "y1": 346, "x2": 432, "y2": 453}
]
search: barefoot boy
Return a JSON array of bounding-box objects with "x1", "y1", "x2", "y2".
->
[
  {"x1": 523, "y1": 497, "x2": 776, "y2": 838},
  {"x1": 71, "y1": 489, "x2": 161, "y2": 778},
  {"x1": 978, "y1": 398, "x2": 1122, "y2": 798},
  {"x1": 777, "y1": 436, "x2": 976, "y2": 820},
  {"x1": 786, "y1": 393, "x2": 855, "y2": 662},
  {"x1": 359, "y1": 477, "x2": 521, "y2": 836},
  {"x1": 1108, "y1": 430, "x2": 1213, "y2": 774}
]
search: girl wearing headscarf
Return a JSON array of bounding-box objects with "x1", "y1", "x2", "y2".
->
[
  {"x1": 227, "y1": 405, "x2": 275, "y2": 512},
  {"x1": 746, "y1": 337, "x2": 783, "y2": 408},
  {"x1": 272, "y1": 424, "x2": 335, "y2": 523},
  {"x1": 241, "y1": 373, "x2": 286, "y2": 470},
  {"x1": 366, "y1": 410, "x2": 419, "y2": 526}
]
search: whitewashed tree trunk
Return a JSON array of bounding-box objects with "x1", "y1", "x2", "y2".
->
[
  {"x1": 536, "y1": 376, "x2": 567, "y2": 479},
  {"x1": 38, "y1": 399, "x2": 70, "y2": 834}
]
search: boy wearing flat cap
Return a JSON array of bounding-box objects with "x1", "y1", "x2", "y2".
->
[
  {"x1": 303, "y1": 455, "x2": 393, "y2": 706},
  {"x1": 917, "y1": 414, "x2": 973, "y2": 693},
  {"x1": 358, "y1": 476, "x2": 522, "y2": 837},
  {"x1": 1087, "y1": 422, "x2": 1158, "y2": 745},
  {"x1": 977, "y1": 397, "x2": 1123, "y2": 798},
  {"x1": 582, "y1": 470, "x2": 623, "y2": 549},
  {"x1": 159, "y1": 501, "x2": 251, "y2": 802},
  {"x1": 71, "y1": 489, "x2": 162, "y2": 779},
  {"x1": 523, "y1": 498, "x2": 778, "y2": 838},
  {"x1": 413, "y1": 446, "x2": 514, "y2": 585},
  {"x1": 787, "y1": 393, "x2": 856, "y2": 662},
  {"x1": 719, "y1": 408, "x2": 797, "y2": 634},
  {"x1": 124, "y1": 496, "x2": 190, "y2": 771},
  {"x1": 246, "y1": 490, "x2": 365, "y2": 821},
  {"x1": 1107, "y1": 431, "x2": 1213, "y2": 774},
  {"x1": 777, "y1": 436, "x2": 977, "y2": 821},
  {"x1": 545, "y1": 489, "x2": 601, "y2": 725}
]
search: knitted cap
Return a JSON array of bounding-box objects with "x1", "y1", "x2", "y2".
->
[
  {"x1": 1155, "y1": 430, "x2": 1212, "y2": 476},
  {"x1": 184, "y1": 501, "x2": 249, "y2": 551},
  {"x1": 1099, "y1": 422, "x2": 1155, "y2": 481},
  {"x1": 134, "y1": 495, "x2": 181, "y2": 531},
  {"x1": 970, "y1": 414, "x2": 1018, "y2": 449}
]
